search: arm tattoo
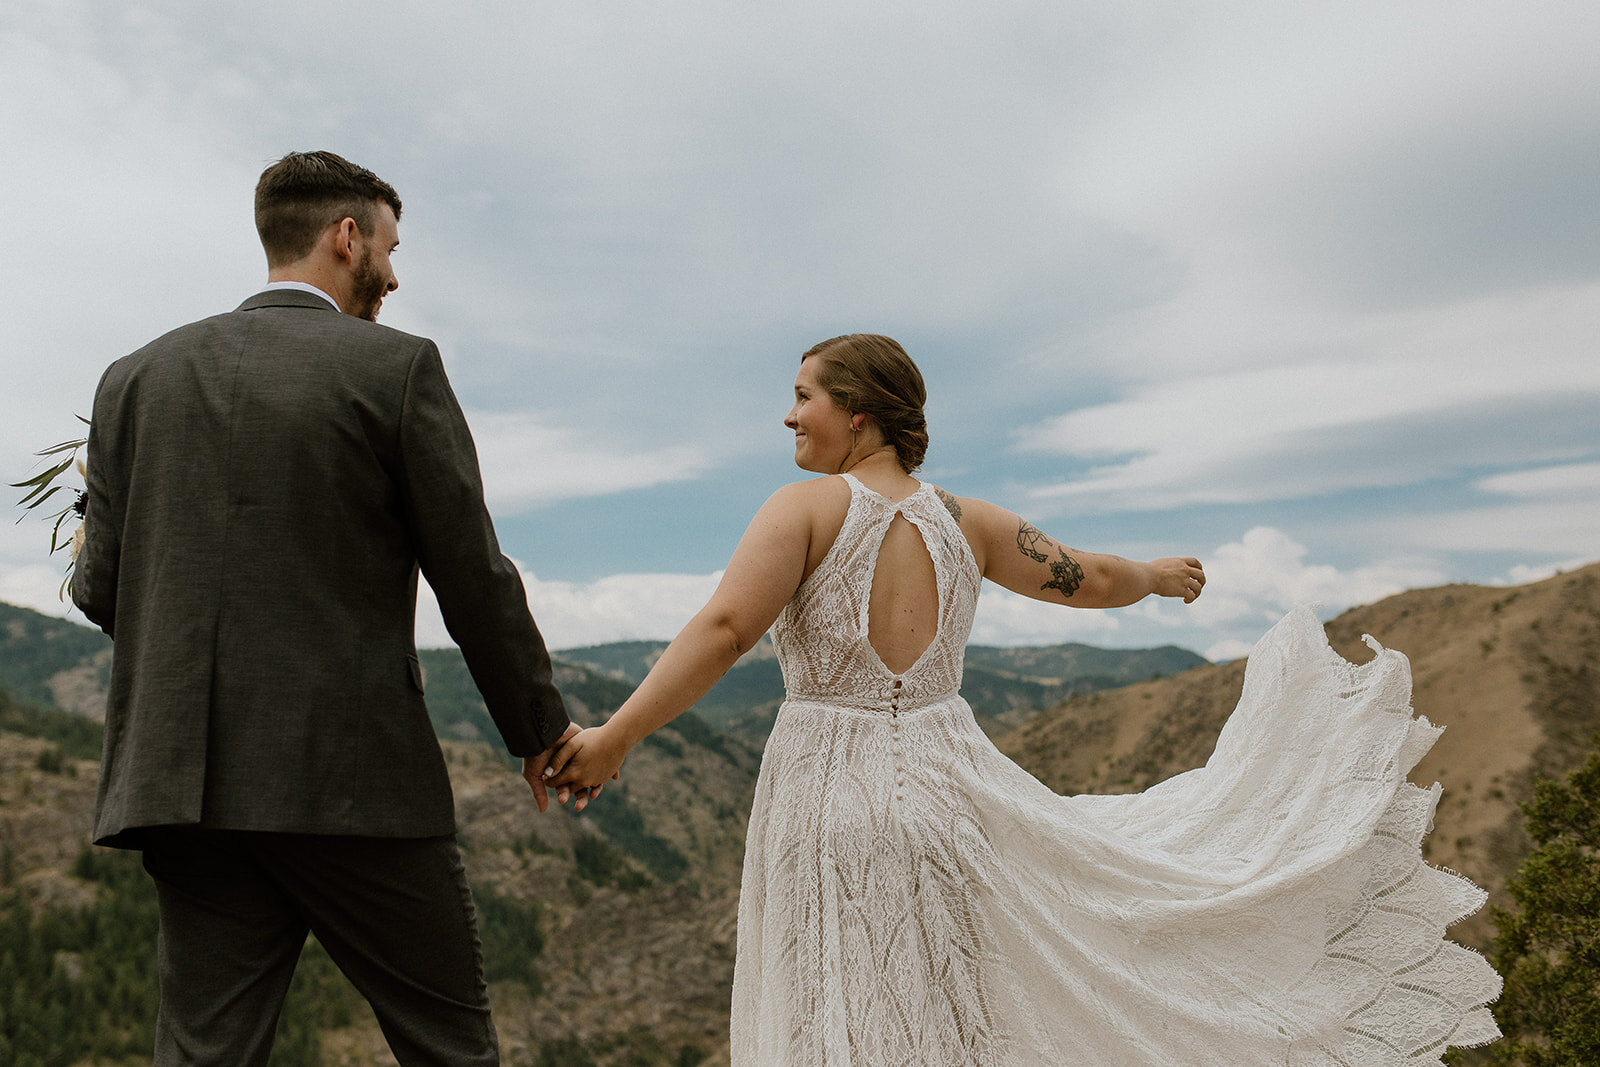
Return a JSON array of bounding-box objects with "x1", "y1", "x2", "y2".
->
[
  {"x1": 1016, "y1": 520, "x2": 1050, "y2": 562},
  {"x1": 1043, "y1": 548, "x2": 1086, "y2": 599},
  {"x1": 1018, "y1": 519, "x2": 1084, "y2": 597},
  {"x1": 935, "y1": 487, "x2": 963, "y2": 521}
]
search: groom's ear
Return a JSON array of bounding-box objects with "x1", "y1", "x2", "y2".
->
[{"x1": 330, "y1": 217, "x2": 359, "y2": 265}]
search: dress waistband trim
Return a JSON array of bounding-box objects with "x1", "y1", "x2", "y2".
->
[{"x1": 782, "y1": 689, "x2": 961, "y2": 717}]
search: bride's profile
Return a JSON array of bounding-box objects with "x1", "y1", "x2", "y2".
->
[{"x1": 544, "y1": 333, "x2": 1500, "y2": 1064}]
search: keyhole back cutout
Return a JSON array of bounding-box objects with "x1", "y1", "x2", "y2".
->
[{"x1": 866, "y1": 513, "x2": 940, "y2": 676}]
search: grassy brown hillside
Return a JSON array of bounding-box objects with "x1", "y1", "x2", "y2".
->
[
  {"x1": 0, "y1": 726, "x2": 754, "y2": 1066},
  {"x1": 995, "y1": 561, "x2": 1600, "y2": 949},
  {"x1": 0, "y1": 661, "x2": 757, "y2": 1066}
]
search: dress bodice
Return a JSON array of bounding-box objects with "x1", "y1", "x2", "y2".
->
[{"x1": 771, "y1": 473, "x2": 980, "y2": 712}]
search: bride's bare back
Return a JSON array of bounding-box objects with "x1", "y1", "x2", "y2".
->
[{"x1": 866, "y1": 513, "x2": 941, "y2": 674}]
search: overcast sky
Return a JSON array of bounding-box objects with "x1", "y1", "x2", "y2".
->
[{"x1": 3, "y1": 1, "x2": 1596, "y2": 661}]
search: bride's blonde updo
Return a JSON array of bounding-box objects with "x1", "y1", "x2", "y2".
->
[{"x1": 802, "y1": 334, "x2": 929, "y2": 473}]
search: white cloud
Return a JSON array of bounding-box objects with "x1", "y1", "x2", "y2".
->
[
  {"x1": 1002, "y1": 5, "x2": 1600, "y2": 527},
  {"x1": 1338, "y1": 460, "x2": 1600, "y2": 560},
  {"x1": 0, "y1": 564, "x2": 77, "y2": 621},
  {"x1": 0, "y1": 12, "x2": 263, "y2": 496},
  {"x1": 1017, "y1": 282, "x2": 1600, "y2": 515},
  {"x1": 468, "y1": 410, "x2": 714, "y2": 511},
  {"x1": 417, "y1": 566, "x2": 722, "y2": 651},
  {"x1": 0, "y1": 493, "x2": 82, "y2": 621},
  {"x1": 1002, "y1": 526, "x2": 1449, "y2": 657},
  {"x1": 966, "y1": 526, "x2": 1443, "y2": 654},
  {"x1": 1375, "y1": 501, "x2": 1600, "y2": 558},
  {"x1": 969, "y1": 587, "x2": 1134, "y2": 647},
  {"x1": 1476, "y1": 462, "x2": 1600, "y2": 499},
  {"x1": 1184, "y1": 527, "x2": 1445, "y2": 627},
  {"x1": 1065, "y1": 3, "x2": 1600, "y2": 307}
]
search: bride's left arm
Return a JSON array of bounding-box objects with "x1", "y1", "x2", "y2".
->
[
  {"x1": 959, "y1": 497, "x2": 1203, "y2": 609},
  {"x1": 542, "y1": 483, "x2": 818, "y2": 802}
]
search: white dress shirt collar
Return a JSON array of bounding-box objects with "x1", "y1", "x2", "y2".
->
[{"x1": 261, "y1": 280, "x2": 341, "y2": 313}]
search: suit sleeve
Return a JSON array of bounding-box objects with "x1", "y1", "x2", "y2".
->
[
  {"x1": 396, "y1": 341, "x2": 570, "y2": 755},
  {"x1": 70, "y1": 372, "x2": 120, "y2": 637}
]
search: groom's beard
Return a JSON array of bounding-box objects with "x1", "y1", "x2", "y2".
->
[{"x1": 348, "y1": 249, "x2": 387, "y2": 322}]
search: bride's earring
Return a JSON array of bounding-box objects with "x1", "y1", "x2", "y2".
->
[{"x1": 841, "y1": 416, "x2": 862, "y2": 474}]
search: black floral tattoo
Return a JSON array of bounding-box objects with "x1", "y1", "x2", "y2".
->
[
  {"x1": 1043, "y1": 548, "x2": 1085, "y2": 599},
  {"x1": 1016, "y1": 520, "x2": 1050, "y2": 563},
  {"x1": 1018, "y1": 519, "x2": 1083, "y2": 597},
  {"x1": 935, "y1": 487, "x2": 963, "y2": 521}
]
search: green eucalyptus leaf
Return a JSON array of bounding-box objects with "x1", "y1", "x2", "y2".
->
[
  {"x1": 21, "y1": 485, "x2": 65, "y2": 513},
  {"x1": 11, "y1": 456, "x2": 73, "y2": 491}
]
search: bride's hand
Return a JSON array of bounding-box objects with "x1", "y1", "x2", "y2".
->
[
  {"x1": 543, "y1": 724, "x2": 628, "y2": 812},
  {"x1": 1151, "y1": 557, "x2": 1205, "y2": 603}
]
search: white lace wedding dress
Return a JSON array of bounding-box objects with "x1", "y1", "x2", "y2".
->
[{"x1": 729, "y1": 474, "x2": 1500, "y2": 1065}]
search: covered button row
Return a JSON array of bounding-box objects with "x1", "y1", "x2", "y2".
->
[{"x1": 892, "y1": 678, "x2": 904, "y2": 799}]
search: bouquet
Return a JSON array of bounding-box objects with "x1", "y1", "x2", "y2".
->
[{"x1": 12, "y1": 416, "x2": 90, "y2": 594}]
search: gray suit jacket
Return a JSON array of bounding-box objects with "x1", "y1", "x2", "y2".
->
[{"x1": 73, "y1": 289, "x2": 569, "y2": 847}]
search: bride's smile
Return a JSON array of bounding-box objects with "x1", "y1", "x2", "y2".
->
[{"x1": 785, "y1": 357, "x2": 855, "y2": 473}]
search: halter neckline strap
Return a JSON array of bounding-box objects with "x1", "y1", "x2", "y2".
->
[{"x1": 840, "y1": 472, "x2": 930, "y2": 507}]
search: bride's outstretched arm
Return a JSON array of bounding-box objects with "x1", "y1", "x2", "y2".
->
[
  {"x1": 543, "y1": 483, "x2": 821, "y2": 805},
  {"x1": 958, "y1": 496, "x2": 1204, "y2": 608}
]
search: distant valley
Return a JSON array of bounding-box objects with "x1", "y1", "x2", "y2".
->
[
  {"x1": 553, "y1": 634, "x2": 1205, "y2": 741},
  {"x1": 3, "y1": 562, "x2": 1598, "y2": 1064}
]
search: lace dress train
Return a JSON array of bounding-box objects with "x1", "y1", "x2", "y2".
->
[{"x1": 730, "y1": 474, "x2": 1500, "y2": 1065}]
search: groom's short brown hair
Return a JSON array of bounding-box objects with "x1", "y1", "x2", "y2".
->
[{"x1": 254, "y1": 151, "x2": 403, "y2": 267}]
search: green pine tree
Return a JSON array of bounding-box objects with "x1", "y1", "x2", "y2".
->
[{"x1": 1487, "y1": 741, "x2": 1600, "y2": 1066}]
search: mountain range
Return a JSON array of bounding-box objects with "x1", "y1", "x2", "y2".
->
[{"x1": 3, "y1": 561, "x2": 1598, "y2": 1063}]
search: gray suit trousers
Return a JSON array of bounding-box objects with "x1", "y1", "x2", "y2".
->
[{"x1": 141, "y1": 828, "x2": 498, "y2": 1066}]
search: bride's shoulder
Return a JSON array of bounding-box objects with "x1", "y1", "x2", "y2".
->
[
  {"x1": 769, "y1": 474, "x2": 852, "y2": 508},
  {"x1": 756, "y1": 476, "x2": 853, "y2": 535}
]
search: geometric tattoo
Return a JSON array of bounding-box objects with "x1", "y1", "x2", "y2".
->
[
  {"x1": 935, "y1": 486, "x2": 963, "y2": 521},
  {"x1": 1018, "y1": 520, "x2": 1084, "y2": 598},
  {"x1": 1016, "y1": 519, "x2": 1050, "y2": 562},
  {"x1": 1042, "y1": 547, "x2": 1085, "y2": 599}
]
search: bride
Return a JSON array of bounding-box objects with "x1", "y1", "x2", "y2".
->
[{"x1": 543, "y1": 334, "x2": 1500, "y2": 1065}]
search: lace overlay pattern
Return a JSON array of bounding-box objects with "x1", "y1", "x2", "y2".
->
[{"x1": 730, "y1": 475, "x2": 1500, "y2": 1065}]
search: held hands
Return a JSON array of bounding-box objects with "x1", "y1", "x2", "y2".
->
[
  {"x1": 522, "y1": 723, "x2": 581, "y2": 813},
  {"x1": 542, "y1": 724, "x2": 628, "y2": 813},
  {"x1": 1151, "y1": 557, "x2": 1206, "y2": 603}
]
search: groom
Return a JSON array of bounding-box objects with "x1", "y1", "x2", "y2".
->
[{"x1": 71, "y1": 150, "x2": 574, "y2": 1064}]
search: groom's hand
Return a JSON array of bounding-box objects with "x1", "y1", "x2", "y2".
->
[
  {"x1": 544, "y1": 724, "x2": 628, "y2": 812},
  {"x1": 522, "y1": 723, "x2": 582, "y2": 813}
]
